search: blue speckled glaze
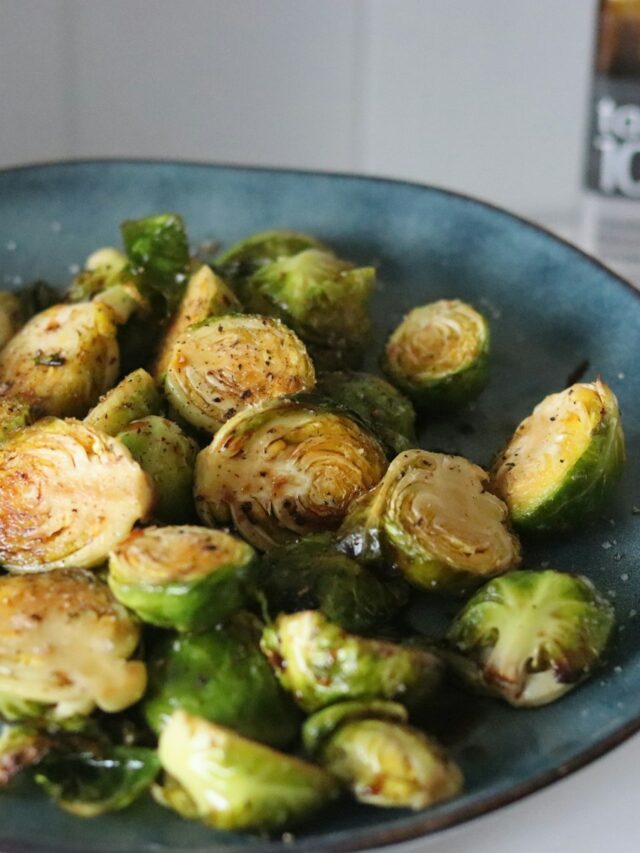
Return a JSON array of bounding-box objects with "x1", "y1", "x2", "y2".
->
[{"x1": 0, "y1": 161, "x2": 639, "y2": 853}]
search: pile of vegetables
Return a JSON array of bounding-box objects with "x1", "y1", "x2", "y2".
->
[{"x1": 0, "y1": 213, "x2": 624, "y2": 836}]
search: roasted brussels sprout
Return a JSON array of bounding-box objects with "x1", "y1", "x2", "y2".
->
[
  {"x1": 260, "y1": 610, "x2": 442, "y2": 712},
  {"x1": 315, "y1": 371, "x2": 417, "y2": 456},
  {"x1": 445, "y1": 570, "x2": 615, "y2": 706},
  {"x1": 84, "y1": 368, "x2": 162, "y2": 436},
  {"x1": 256, "y1": 534, "x2": 408, "y2": 632},
  {"x1": 0, "y1": 291, "x2": 23, "y2": 350},
  {"x1": 35, "y1": 745, "x2": 159, "y2": 817},
  {"x1": 491, "y1": 380, "x2": 625, "y2": 532},
  {"x1": 164, "y1": 314, "x2": 315, "y2": 433},
  {"x1": 121, "y1": 213, "x2": 190, "y2": 313},
  {"x1": 116, "y1": 416, "x2": 198, "y2": 522},
  {"x1": 109, "y1": 525, "x2": 255, "y2": 631},
  {"x1": 68, "y1": 247, "x2": 131, "y2": 303},
  {"x1": 154, "y1": 264, "x2": 242, "y2": 380},
  {"x1": 0, "y1": 570, "x2": 146, "y2": 722},
  {"x1": 0, "y1": 302, "x2": 120, "y2": 418},
  {"x1": 383, "y1": 299, "x2": 490, "y2": 410},
  {"x1": 236, "y1": 249, "x2": 375, "y2": 369},
  {"x1": 144, "y1": 612, "x2": 299, "y2": 747},
  {"x1": 154, "y1": 711, "x2": 338, "y2": 832},
  {"x1": 320, "y1": 719, "x2": 463, "y2": 809},
  {"x1": 215, "y1": 229, "x2": 323, "y2": 284},
  {"x1": 195, "y1": 397, "x2": 388, "y2": 550},
  {"x1": 0, "y1": 418, "x2": 153, "y2": 571},
  {"x1": 0, "y1": 397, "x2": 32, "y2": 444},
  {"x1": 339, "y1": 449, "x2": 521, "y2": 595}
]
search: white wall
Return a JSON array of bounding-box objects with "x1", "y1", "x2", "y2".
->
[{"x1": 0, "y1": 0, "x2": 596, "y2": 218}]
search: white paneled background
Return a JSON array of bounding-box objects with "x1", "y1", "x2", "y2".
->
[{"x1": 1, "y1": 0, "x2": 595, "y2": 220}]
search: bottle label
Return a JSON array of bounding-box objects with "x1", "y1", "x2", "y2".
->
[{"x1": 586, "y1": 75, "x2": 640, "y2": 197}]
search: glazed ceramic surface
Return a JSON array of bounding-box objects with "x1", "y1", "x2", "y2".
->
[{"x1": 0, "y1": 161, "x2": 639, "y2": 853}]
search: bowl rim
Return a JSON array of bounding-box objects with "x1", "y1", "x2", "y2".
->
[{"x1": 0, "y1": 157, "x2": 638, "y2": 853}]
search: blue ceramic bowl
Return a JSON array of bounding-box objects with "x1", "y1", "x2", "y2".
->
[{"x1": 0, "y1": 161, "x2": 639, "y2": 853}]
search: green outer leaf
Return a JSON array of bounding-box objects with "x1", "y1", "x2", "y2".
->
[
  {"x1": 35, "y1": 745, "x2": 159, "y2": 817},
  {"x1": 143, "y1": 613, "x2": 300, "y2": 748},
  {"x1": 255, "y1": 534, "x2": 408, "y2": 632},
  {"x1": 260, "y1": 610, "x2": 443, "y2": 713},
  {"x1": 507, "y1": 406, "x2": 625, "y2": 533},
  {"x1": 155, "y1": 712, "x2": 338, "y2": 832},
  {"x1": 121, "y1": 213, "x2": 189, "y2": 313},
  {"x1": 314, "y1": 371, "x2": 417, "y2": 456},
  {"x1": 215, "y1": 229, "x2": 323, "y2": 284},
  {"x1": 302, "y1": 700, "x2": 408, "y2": 756},
  {"x1": 84, "y1": 369, "x2": 162, "y2": 437}
]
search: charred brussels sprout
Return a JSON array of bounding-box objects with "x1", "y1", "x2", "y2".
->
[
  {"x1": 0, "y1": 302, "x2": 120, "y2": 418},
  {"x1": 109, "y1": 525, "x2": 255, "y2": 631},
  {"x1": 84, "y1": 368, "x2": 162, "y2": 436},
  {"x1": 383, "y1": 299, "x2": 489, "y2": 410},
  {"x1": 215, "y1": 229, "x2": 323, "y2": 284},
  {"x1": 0, "y1": 570, "x2": 146, "y2": 722},
  {"x1": 339, "y1": 449, "x2": 521, "y2": 595},
  {"x1": 116, "y1": 416, "x2": 198, "y2": 522},
  {"x1": 320, "y1": 719, "x2": 463, "y2": 809},
  {"x1": 237, "y1": 249, "x2": 375, "y2": 369},
  {"x1": 445, "y1": 570, "x2": 615, "y2": 706},
  {"x1": 35, "y1": 745, "x2": 159, "y2": 817},
  {"x1": 195, "y1": 398, "x2": 388, "y2": 551},
  {"x1": 260, "y1": 610, "x2": 442, "y2": 712},
  {"x1": 0, "y1": 418, "x2": 153, "y2": 571},
  {"x1": 315, "y1": 371, "x2": 417, "y2": 456},
  {"x1": 256, "y1": 534, "x2": 408, "y2": 632},
  {"x1": 491, "y1": 380, "x2": 625, "y2": 532},
  {"x1": 0, "y1": 292, "x2": 23, "y2": 350},
  {"x1": 154, "y1": 711, "x2": 338, "y2": 832},
  {"x1": 303, "y1": 700, "x2": 462, "y2": 809},
  {"x1": 154, "y1": 264, "x2": 242, "y2": 380},
  {"x1": 144, "y1": 612, "x2": 299, "y2": 747},
  {"x1": 0, "y1": 398, "x2": 32, "y2": 444},
  {"x1": 165, "y1": 314, "x2": 315, "y2": 433},
  {"x1": 121, "y1": 213, "x2": 190, "y2": 313}
]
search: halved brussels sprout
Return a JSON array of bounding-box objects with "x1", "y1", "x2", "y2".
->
[
  {"x1": 35, "y1": 745, "x2": 159, "y2": 817},
  {"x1": 237, "y1": 249, "x2": 375, "y2": 369},
  {"x1": 320, "y1": 719, "x2": 463, "y2": 809},
  {"x1": 109, "y1": 525, "x2": 255, "y2": 631},
  {"x1": 68, "y1": 247, "x2": 131, "y2": 303},
  {"x1": 260, "y1": 610, "x2": 442, "y2": 712},
  {"x1": 445, "y1": 569, "x2": 615, "y2": 707},
  {"x1": 491, "y1": 380, "x2": 625, "y2": 532},
  {"x1": 0, "y1": 292, "x2": 23, "y2": 350},
  {"x1": 84, "y1": 368, "x2": 162, "y2": 437},
  {"x1": 256, "y1": 534, "x2": 408, "y2": 632},
  {"x1": 143, "y1": 612, "x2": 299, "y2": 747},
  {"x1": 154, "y1": 711, "x2": 338, "y2": 832},
  {"x1": 164, "y1": 314, "x2": 316, "y2": 433},
  {"x1": 0, "y1": 418, "x2": 153, "y2": 571},
  {"x1": 315, "y1": 371, "x2": 417, "y2": 456},
  {"x1": 215, "y1": 229, "x2": 323, "y2": 284},
  {"x1": 121, "y1": 213, "x2": 190, "y2": 314},
  {"x1": 0, "y1": 397, "x2": 32, "y2": 444},
  {"x1": 116, "y1": 416, "x2": 198, "y2": 522},
  {"x1": 338, "y1": 449, "x2": 521, "y2": 595},
  {"x1": 154, "y1": 264, "x2": 242, "y2": 380},
  {"x1": 195, "y1": 397, "x2": 388, "y2": 551},
  {"x1": 383, "y1": 299, "x2": 490, "y2": 409},
  {"x1": 0, "y1": 570, "x2": 146, "y2": 722},
  {"x1": 0, "y1": 302, "x2": 120, "y2": 418},
  {"x1": 302, "y1": 700, "x2": 408, "y2": 756}
]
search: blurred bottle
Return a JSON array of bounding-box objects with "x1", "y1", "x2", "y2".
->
[{"x1": 582, "y1": 0, "x2": 640, "y2": 284}]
